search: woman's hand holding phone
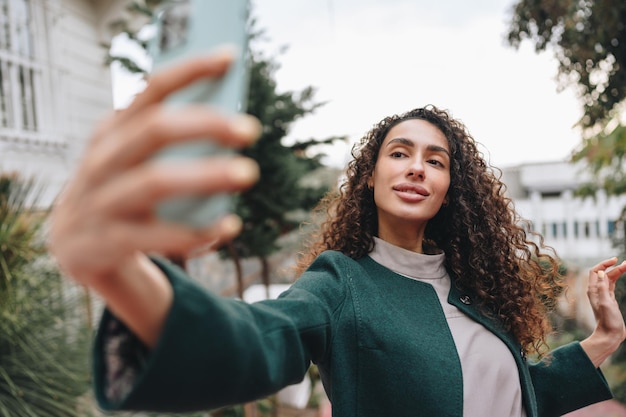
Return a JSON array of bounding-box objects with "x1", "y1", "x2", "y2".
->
[{"x1": 47, "y1": 51, "x2": 261, "y2": 346}]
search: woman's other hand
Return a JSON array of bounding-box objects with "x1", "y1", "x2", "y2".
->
[{"x1": 580, "y1": 257, "x2": 626, "y2": 367}]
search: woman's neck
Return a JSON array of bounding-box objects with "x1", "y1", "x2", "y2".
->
[{"x1": 376, "y1": 232, "x2": 424, "y2": 254}]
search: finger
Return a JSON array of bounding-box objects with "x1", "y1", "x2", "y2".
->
[
  {"x1": 588, "y1": 268, "x2": 607, "y2": 304},
  {"x1": 597, "y1": 270, "x2": 620, "y2": 305},
  {"x1": 121, "y1": 47, "x2": 236, "y2": 123},
  {"x1": 595, "y1": 270, "x2": 621, "y2": 312},
  {"x1": 88, "y1": 111, "x2": 122, "y2": 151},
  {"x1": 87, "y1": 49, "x2": 235, "y2": 151},
  {"x1": 605, "y1": 260, "x2": 626, "y2": 281},
  {"x1": 92, "y1": 157, "x2": 259, "y2": 216},
  {"x1": 187, "y1": 214, "x2": 243, "y2": 254},
  {"x1": 84, "y1": 108, "x2": 261, "y2": 184},
  {"x1": 596, "y1": 271, "x2": 608, "y2": 301},
  {"x1": 588, "y1": 257, "x2": 619, "y2": 291},
  {"x1": 141, "y1": 214, "x2": 243, "y2": 255},
  {"x1": 590, "y1": 257, "x2": 619, "y2": 273},
  {"x1": 102, "y1": 214, "x2": 243, "y2": 258},
  {"x1": 604, "y1": 261, "x2": 626, "y2": 293}
]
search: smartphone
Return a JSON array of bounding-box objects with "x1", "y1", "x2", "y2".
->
[{"x1": 149, "y1": 0, "x2": 250, "y2": 228}]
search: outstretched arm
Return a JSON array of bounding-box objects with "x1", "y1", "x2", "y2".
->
[
  {"x1": 47, "y1": 49, "x2": 261, "y2": 348},
  {"x1": 580, "y1": 257, "x2": 626, "y2": 367}
]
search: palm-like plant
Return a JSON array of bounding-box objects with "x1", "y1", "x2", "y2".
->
[{"x1": 0, "y1": 172, "x2": 92, "y2": 417}]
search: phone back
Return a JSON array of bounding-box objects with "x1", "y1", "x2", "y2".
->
[{"x1": 150, "y1": 0, "x2": 250, "y2": 228}]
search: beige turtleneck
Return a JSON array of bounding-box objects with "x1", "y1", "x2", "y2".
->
[{"x1": 369, "y1": 237, "x2": 526, "y2": 417}]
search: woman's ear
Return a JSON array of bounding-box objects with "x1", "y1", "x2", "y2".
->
[{"x1": 367, "y1": 175, "x2": 374, "y2": 190}]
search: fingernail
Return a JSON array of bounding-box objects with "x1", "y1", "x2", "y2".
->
[
  {"x1": 231, "y1": 115, "x2": 262, "y2": 141},
  {"x1": 210, "y1": 44, "x2": 238, "y2": 61},
  {"x1": 221, "y1": 214, "x2": 242, "y2": 235},
  {"x1": 230, "y1": 158, "x2": 260, "y2": 183}
]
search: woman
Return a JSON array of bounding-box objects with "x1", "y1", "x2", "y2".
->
[{"x1": 49, "y1": 50, "x2": 626, "y2": 417}]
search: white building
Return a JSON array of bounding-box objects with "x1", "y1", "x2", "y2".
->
[
  {"x1": 0, "y1": 0, "x2": 128, "y2": 206},
  {"x1": 502, "y1": 160, "x2": 626, "y2": 330},
  {"x1": 502, "y1": 160, "x2": 626, "y2": 269}
]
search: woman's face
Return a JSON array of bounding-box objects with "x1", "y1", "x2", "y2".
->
[{"x1": 368, "y1": 119, "x2": 451, "y2": 243}]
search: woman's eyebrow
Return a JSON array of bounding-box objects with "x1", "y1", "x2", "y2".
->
[
  {"x1": 386, "y1": 137, "x2": 414, "y2": 148},
  {"x1": 386, "y1": 137, "x2": 450, "y2": 158},
  {"x1": 429, "y1": 145, "x2": 451, "y2": 158}
]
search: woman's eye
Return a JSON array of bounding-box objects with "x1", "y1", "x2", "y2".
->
[
  {"x1": 391, "y1": 151, "x2": 405, "y2": 158},
  {"x1": 428, "y1": 159, "x2": 443, "y2": 167}
]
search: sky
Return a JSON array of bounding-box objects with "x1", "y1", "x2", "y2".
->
[{"x1": 112, "y1": 0, "x2": 585, "y2": 170}]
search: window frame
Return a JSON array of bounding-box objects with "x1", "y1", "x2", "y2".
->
[{"x1": 0, "y1": 0, "x2": 61, "y2": 147}]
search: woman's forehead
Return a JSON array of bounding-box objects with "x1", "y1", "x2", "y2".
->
[{"x1": 382, "y1": 119, "x2": 448, "y2": 149}]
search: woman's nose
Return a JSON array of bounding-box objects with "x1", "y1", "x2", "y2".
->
[{"x1": 407, "y1": 159, "x2": 425, "y2": 179}]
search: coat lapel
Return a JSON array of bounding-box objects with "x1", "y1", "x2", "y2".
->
[{"x1": 447, "y1": 281, "x2": 538, "y2": 417}]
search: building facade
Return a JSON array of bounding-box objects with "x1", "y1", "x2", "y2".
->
[
  {"x1": 0, "y1": 0, "x2": 127, "y2": 206},
  {"x1": 502, "y1": 160, "x2": 626, "y2": 329},
  {"x1": 502, "y1": 160, "x2": 626, "y2": 268}
]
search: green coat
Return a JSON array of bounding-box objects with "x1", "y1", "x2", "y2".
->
[{"x1": 93, "y1": 251, "x2": 612, "y2": 417}]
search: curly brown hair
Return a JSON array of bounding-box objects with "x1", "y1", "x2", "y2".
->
[{"x1": 296, "y1": 105, "x2": 562, "y2": 354}]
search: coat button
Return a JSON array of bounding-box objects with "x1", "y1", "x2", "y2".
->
[{"x1": 460, "y1": 295, "x2": 472, "y2": 305}]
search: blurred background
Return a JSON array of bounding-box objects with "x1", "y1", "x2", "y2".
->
[{"x1": 1, "y1": 0, "x2": 625, "y2": 416}]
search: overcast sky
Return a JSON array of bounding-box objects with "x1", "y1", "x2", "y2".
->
[{"x1": 112, "y1": 0, "x2": 585, "y2": 170}]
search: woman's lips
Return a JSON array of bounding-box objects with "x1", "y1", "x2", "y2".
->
[{"x1": 392, "y1": 184, "x2": 429, "y2": 201}]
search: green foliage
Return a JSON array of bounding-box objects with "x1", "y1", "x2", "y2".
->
[
  {"x1": 213, "y1": 407, "x2": 245, "y2": 417},
  {"x1": 507, "y1": 0, "x2": 626, "y2": 202},
  {"x1": 513, "y1": 0, "x2": 626, "y2": 205},
  {"x1": 230, "y1": 28, "x2": 344, "y2": 262},
  {"x1": 103, "y1": 0, "x2": 164, "y2": 71},
  {"x1": 0, "y1": 173, "x2": 92, "y2": 416},
  {"x1": 506, "y1": 0, "x2": 626, "y2": 129},
  {"x1": 609, "y1": 354, "x2": 626, "y2": 406},
  {"x1": 507, "y1": 1, "x2": 626, "y2": 402},
  {"x1": 105, "y1": 54, "x2": 149, "y2": 75},
  {"x1": 0, "y1": 174, "x2": 44, "y2": 287},
  {"x1": 572, "y1": 124, "x2": 626, "y2": 197},
  {"x1": 0, "y1": 260, "x2": 92, "y2": 417}
]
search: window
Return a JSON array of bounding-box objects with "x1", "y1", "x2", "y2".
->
[
  {"x1": 0, "y1": 0, "x2": 39, "y2": 132},
  {"x1": 541, "y1": 191, "x2": 561, "y2": 199},
  {"x1": 608, "y1": 220, "x2": 616, "y2": 236}
]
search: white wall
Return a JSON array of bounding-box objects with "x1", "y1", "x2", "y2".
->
[
  {"x1": 504, "y1": 161, "x2": 626, "y2": 267},
  {"x1": 0, "y1": 0, "x2": 116, "y2": 207}
]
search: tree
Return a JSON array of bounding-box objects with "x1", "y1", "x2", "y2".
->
[
  {"x1": 506, "y1": 0, "x2": 626, "y2": 195},
  {"x1": 0, "y1": 173, "x2": 92, "y2": 416},
  {"x1": 506, "y1": 0, "x2": 626, "y2": 401},
  {"x1": 506, "y1": 0, "x2": 626, "y2": 130},
  {"x1": 225, "y1": 38, "x2": 343, "y2": 296}
]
